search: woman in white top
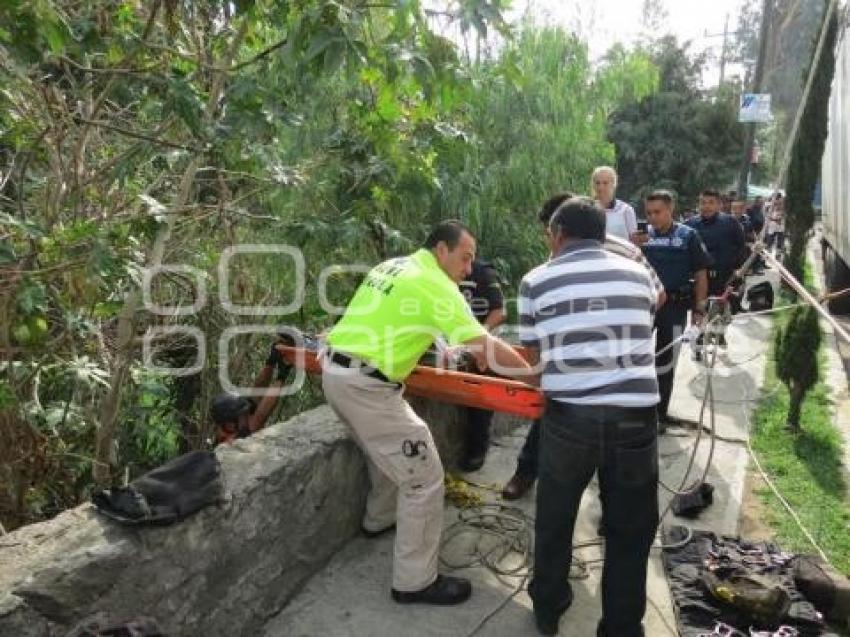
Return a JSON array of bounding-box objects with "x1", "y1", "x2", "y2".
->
[
  {"x1": 766, "y1": 194, "x2": 786, "y2": 253},
  {"x1": 591, "y1": 165, "x2": 638, "y2": 242}
]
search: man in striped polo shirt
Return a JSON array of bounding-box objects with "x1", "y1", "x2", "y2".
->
[
  {"x1": 520, "y1": 197, "x2": 660, "y2": 636},
  {"x1": 502, "y1": 192, "x2": 665, "y2": 501}
]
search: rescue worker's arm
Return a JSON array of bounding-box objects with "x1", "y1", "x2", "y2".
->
[
  {"x1": 247, "y1": 343, "x2": 293, "y2": 433},
  {"x1": 522, "y1": 344, "x2": 540, "y2": 368},
  {"x1": 483, "y1": 307, "x2": 506, "y2": 332},
  {"x1": 248, "y1": 386, "x2": 281, "y2": 433},
  {"x1": 462, "y1": 333, "x2": 537, "y2": 385},
  {"x1": 253, "y1": 362, "x2": 274, "y2": 388}
]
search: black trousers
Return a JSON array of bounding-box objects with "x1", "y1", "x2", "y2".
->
[
  {"x1": 463, "y1": 407, "x2": 493, "y2": 457},
  {"x1": 530, "y1": 400, "x2": 659, "y2": 637},
  {"x1": 654, "y1": 301, "x2": 689, "y2": 420},
  {"x1": 708, "y1": 269, "x2": 733, "y2": 297},
  {"x1": 515, "y1": 418, "x2": 540, "y2": 478}
]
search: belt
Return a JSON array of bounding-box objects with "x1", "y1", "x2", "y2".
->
[{"x1": 328, "y1": 350, "x2": 395, "y2": 385}]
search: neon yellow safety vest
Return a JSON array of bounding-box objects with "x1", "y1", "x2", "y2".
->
[{"x1": 326, "y1": 249, "x2": 486, "y2": 381}]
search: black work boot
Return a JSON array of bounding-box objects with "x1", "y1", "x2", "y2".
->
[
  {"x1": 391, "y1": 575, "x2": 472, "y2": 605},
  {"x1": 535, "y1": 611, "x2": 560, "y2": 635},
  {"x1": 502, "y1": 472, "x2": 536, "y2": 500},
  {"x1": 532, "y1": 592, "x2": 573, "y2": 635}
]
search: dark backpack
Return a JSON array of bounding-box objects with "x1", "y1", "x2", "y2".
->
[
  {"x1": 92, "y1": 451, "x2": 222, "y2": 525},
  {"x1": 702, "y1": 570, "x2": 792, "y2": 626},
  {"x1": 745, "y1": 280, "x2": 774, "y2": 312}
]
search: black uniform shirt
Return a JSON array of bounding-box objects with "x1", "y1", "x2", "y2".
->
[
  {"x1": 641, "y1": 223, "x2": 712, "y2": 295},
  {"x1": 685, "y1": 212, "x2": 746, "y2": 274},
  {"x1": 459, "y1": 260, "x2": 505, "y2": 324}
]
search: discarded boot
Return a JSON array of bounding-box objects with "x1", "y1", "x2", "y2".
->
[
  {"x1": 502, "y1": 472, "x2": 535, "y2": 500},
  {"x1": 671, "y1": 481, "x2": 715, "y2": 518},
  {"x1": 391, "y1": 575, "x2": 472, "y2": 605}
]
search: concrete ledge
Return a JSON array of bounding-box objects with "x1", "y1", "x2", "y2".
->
[
  {"x1": 0, "y1": 406, "x2": 368, "y2": 637},
  {"x1": 0, "y1": 401, "x2": 527, "y2": 636}
]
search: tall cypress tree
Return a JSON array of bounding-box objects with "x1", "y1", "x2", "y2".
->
[
  {"x1": 775, "y1": 305, "x2": 821, "y2": 431},
  {"x1": 784, "y1": 3, "x2": 838, "y2": 283}
]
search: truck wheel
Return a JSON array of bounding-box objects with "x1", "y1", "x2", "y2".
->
[{"x1": 824, "y1": 242, "x2": 850, "y2": 315}]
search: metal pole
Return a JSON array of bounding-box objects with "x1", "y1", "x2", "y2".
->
[{"x1": 738, "y1": 0, "x2": 772, "y2": 197}]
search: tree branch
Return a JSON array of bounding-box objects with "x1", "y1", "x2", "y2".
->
[{"x1": 74, "y1": 117, "x2": 198, "y2": 151}]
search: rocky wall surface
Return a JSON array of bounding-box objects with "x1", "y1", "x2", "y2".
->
[{"x1": 0, "y1": 400, "x2": 528, "y2": 636}]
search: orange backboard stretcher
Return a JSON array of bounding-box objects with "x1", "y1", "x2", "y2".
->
[{"x1": 276, "y1": 345, "x2": 543, "y2": 420}]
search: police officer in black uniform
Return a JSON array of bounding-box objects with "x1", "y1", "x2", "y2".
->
[
  {"x1": 458, "y1": 259, "x2": 506, "y2": 471},
  {"x1": 731, "y1": 200, "x2": 755, "y2": 242},
  {"x1": 640, "y1": 191, "x2": 711, "y2": 429},
  {"x1": 686, "y1": 188, "x2": 747, "y2": 298}
]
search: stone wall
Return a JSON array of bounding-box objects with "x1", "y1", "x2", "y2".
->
[{"x1": 0, "y1": 401, "x2": 528, "y2": 636}]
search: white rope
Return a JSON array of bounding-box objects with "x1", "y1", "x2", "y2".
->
[
  {"x1": 740, "y1": 389, "x2": 832, "y2": 566},
  {"x1": 761, "y1": 248, "x2": 850, "y2": 344}
]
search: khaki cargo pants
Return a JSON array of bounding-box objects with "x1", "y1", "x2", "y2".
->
[{"x1": 321, "y1": 353, "x2": 445, "y2": 592}]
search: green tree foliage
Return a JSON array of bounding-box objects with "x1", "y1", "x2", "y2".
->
[
  {"x1": 774, "y1": 304, "x2": 821, "y2": 432},
  {"x1": 0, "y1": 1, "x2": 657, "y2": 529},
  {"x1": 433, "y1": 27, "x2": 658, "y2": 280},
  {"x1": 784, "y1": 4, "x2": 837, "y2": 283},
  {"x1": 607, "y1": 36, "x2": 744, "y2": 210}
]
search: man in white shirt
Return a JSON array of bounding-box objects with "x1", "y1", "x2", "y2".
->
[{"x1": 591, "y1": 165, "x2": 638, "y2": 242}]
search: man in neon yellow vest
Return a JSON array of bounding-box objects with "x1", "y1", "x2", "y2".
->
[{"x1": 322, "y1": 220, "x2": 534, "y2": 606}]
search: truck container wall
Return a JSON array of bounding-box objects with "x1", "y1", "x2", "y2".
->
[{"x1": 822, "y1": 16, "x2": 850, "y2": 313}]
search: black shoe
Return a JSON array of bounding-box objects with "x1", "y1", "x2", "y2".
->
[
  {"x1": 361, "y1": 523, "x2": 396, "y2": 539},
  {"x1": 502, "y1": 472, "x2": 536, "y2": 500},
  {"x1": 391, "y1": 574, "x2": 472, "y2": 606},
  {"x1": 532, "y1": 595, "x2": 572, "y2": 635},
  {"x1": 459, "y1": 453, "x2": 486, "y2": 472},
  {"x1": 535, "y1": 611, "x2": 559, "y2": 635}
]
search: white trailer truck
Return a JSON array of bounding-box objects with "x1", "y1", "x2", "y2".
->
[{"x1": 822, "y1": 13, "x2": 850, "y2": 314}]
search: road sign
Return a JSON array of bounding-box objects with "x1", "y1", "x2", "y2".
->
[{"x1": 739, "y1": 93, "x2": 773, "y2": 123}]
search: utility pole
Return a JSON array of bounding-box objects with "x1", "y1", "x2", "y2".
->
[
  {"x1": 737, "y1": 0, "x2": 773, "y2": 198},
  {"x1": 719, "y1": 13, "x2": 730, "y2": 85}
]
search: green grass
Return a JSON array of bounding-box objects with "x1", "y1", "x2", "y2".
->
[{"x1": 749, "y1": 284, "x2": 850, "y2": 576}]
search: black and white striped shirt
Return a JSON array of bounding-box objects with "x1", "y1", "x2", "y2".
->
[{"x1": 519, "y1": 239, "x2": 660, "y2": 408}]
